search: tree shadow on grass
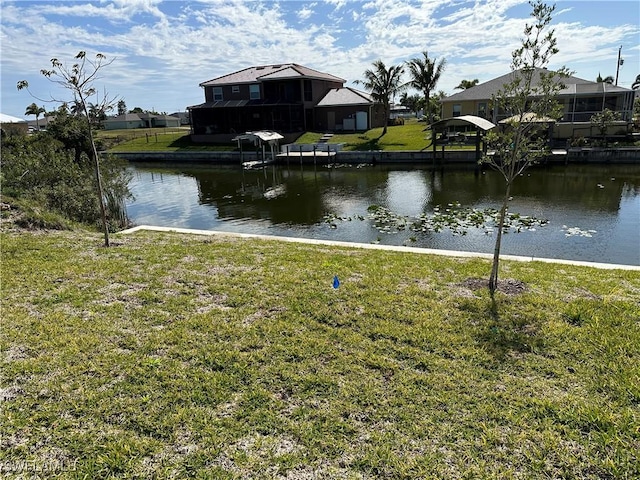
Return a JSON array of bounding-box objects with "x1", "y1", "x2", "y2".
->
[
  {"x1": 349, "y1": 137, "x2": 381, "y2": 151},
  {"x1": 459, "y1": 277, "x2": 546, "y2": 360}
]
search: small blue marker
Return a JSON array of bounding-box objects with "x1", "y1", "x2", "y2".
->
[{"x1": 333, "y1": 275, "x2": 340, "y2": 289}]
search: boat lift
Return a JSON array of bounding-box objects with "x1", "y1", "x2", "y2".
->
[{"x1": 232, "y1": 131, "x2": 284, "y2": 169}]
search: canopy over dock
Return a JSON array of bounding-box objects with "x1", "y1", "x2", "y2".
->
[
  {"x1": 233, "y1": 130, "x2": 284, "y2": 168},
  {"x1": 426, "y1": 115, "x2": 497, "y2": 163}
]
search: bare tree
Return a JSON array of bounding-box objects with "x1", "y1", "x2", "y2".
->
[
  {"x1": 481, "y1": 1, "x2": 570, "y2": 298},
  {"x1": 18, "y1": 51, "x2": 117, "y2": 246}
]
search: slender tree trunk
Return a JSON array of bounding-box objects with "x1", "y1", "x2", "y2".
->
[
  {"x1": 382, "y1": 103, "x2": 389, "y2": 136},
  {"x1": 489, "y1": 182, "x2": 512, "y2": 296},
  {"x1": 81, "y1": 97, "x2": 110, "y2": 247},
  {"x1": 91, "y1": 134, "x2": 110, "y2": 247}
]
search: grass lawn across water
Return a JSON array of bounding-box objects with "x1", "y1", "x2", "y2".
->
[
  {"x1": 105, "y1": 119, "x2": 475, "y2": 153},
  {"x1": 1, "y1": 229, "x2": 639, "y2": 479}
]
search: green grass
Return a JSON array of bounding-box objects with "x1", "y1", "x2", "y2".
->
[
  {"x1": 2, "y1": 228, "x2": 639, "y2": 479},
  {"x1": 298, "y1": 119, "x2": 468, "y2": 152},
  {"x1": 104, "y1": 119, "x2": 476, "y2": 153},
  {"x1": 105, "y1": 128, "x2": 236, "y2": 152}
]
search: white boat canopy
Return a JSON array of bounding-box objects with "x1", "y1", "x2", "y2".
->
[
  {"x1": 232, "y1": 130, "x2": 284, "y2": 146},
  {"x1": 428, "y1": 115, "x2": 496, "y2": 132}
]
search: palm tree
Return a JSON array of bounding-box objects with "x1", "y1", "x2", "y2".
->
[
  {"x1": 632, "y1": 74, "x2": 640, "y2": 90},
  {"x1": 70, "y1": 100, "x2": 83, "y2": 116},
  {"x1": 455, "y1": 78, "x2": 479, "y2": 90},
  {"x1": 399, "y1": 92, "x2": 424, "y2": 116},
  {"x1": 24, "y1": 102, "x2": 45, "y2": 131},
  {"x1": 88, "y1": 102, "x2": 109, "y2": 127},
  {"x1": 596, "y1": 73, "x2": 614, "y2": 84},
  {"x1": 405, "y1": 51, "x2": 446, "y2": 124},
  {"x1": 355, "y1": 60, "x2": 405, "y2": 136}
]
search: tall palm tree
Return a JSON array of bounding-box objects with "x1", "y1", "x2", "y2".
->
[
  {"x1": 24, "y1": 102, "x2": 45, "y2": 131},
  {"x1": 355, "y1": 60, "x2": 405, "y2": 136},
  {"x1": 406, "y1": 51, "x2": 446, "y2": 124},
  {"x1": 632, "y1": 74, "x2": 640, "y2": 90},
  {"x1": 455, "y1": 78, "x2": 479, "y2": 90},
  {"x1": 596, "y1": 73, "x2": 614, "y2": 84}
]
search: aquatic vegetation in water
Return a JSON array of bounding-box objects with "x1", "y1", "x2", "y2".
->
[
  {"x1": 562, "y1": 225, "x2": 597, "y2": 237},
  {"x1": 362, "y1": 204, "x2": 549, "y2": 236}
]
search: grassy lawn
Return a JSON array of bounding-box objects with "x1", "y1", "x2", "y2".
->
[
  {"x1": 104, "y1": 120, "x2": 476, "y2": 153},
  {"x1": 104, "y1": 128, "x2": 235, "y2": 152},
  {"x1": 2, "y1": 228, "x2": 639, "y2": 479}
]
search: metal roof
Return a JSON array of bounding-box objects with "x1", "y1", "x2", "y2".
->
[
  {"x1": 232, "y1": 131, "x2": 284, "y2": 145},
  {"x1": 429, "y1": 115, "x2": 496, "y2": 131},
  {"x1": 0, "y1": 113, "x2": 26, "y2": 123}
]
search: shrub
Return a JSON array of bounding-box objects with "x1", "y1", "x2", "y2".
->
[{"x1": 1, "y1": 134, "x2": 132, "y2": 231}]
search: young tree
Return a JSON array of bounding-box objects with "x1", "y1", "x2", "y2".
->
[
  {"x1": 405, "y1": 51, "x2": 446, "y2": 124},
  {"x1": 590, "y1": 108, "x2": 621, "y2": 145},
  {"x1": 24, "y1": 103, "x2": 45, "y2": 130},
  {"x1": 455, "y1": 79, "x2": 479, "y2": 90},
  {"x1": 18, "y1": 51, "x2": 117, "y2": 246},
  {"x1": 481, "y1": 1, "x2": 569, "y2": 297},
  {"x1": 355, "y1": 60, "x2": 405, "y2": 136}
]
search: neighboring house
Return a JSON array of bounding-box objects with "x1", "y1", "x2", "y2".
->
[
  {"x1": 189, "y1": 63, "x2": 383, "y2": 141},
  {"x1": 169, "y1": 111, "x2": 191, "y2": 125},
  {"x1": 441, "y1": 68, "x2": 635, "y2": 139},
  {"x1": 26, "y1": 114, "x2": 56, "y2": 131},
  {"x1": 0, "y1": 113, "x2": 28, "y2": 135},
  {"x1": 138, "y1": 113, "x2": 181, "y2": 128},
  {"x1": 104, "y1": 113, "x2": 180, "y2": 130}
]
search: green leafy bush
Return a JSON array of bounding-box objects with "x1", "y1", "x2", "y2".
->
[{"x1": 1, "y1": 134, "x2": 132, "y2": 231}]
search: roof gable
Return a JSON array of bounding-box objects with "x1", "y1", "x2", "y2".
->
[{"x1": 316, "y1": 87, "x2": 374, "y2": 107}]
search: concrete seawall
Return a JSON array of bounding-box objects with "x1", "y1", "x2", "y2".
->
[{"x1": 108, "y1": 147, "x2": 640, "y2": 165}]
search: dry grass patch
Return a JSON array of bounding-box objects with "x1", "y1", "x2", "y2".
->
[{"x1": 1, "y1": 228, "x2": 639, "y2": 479}]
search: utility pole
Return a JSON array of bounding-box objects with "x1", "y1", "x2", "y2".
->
[{"x1": 615, "y1": 46, "x2": 623, "y2": 86}]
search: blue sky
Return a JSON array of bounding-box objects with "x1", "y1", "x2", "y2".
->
[{"x1": 1, "y1": 0, "x2": 638, "y2": 119}]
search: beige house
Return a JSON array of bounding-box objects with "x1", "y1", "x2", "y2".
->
[{"x1": 441, "y1": 68, "x2": 635, "y2": 139}]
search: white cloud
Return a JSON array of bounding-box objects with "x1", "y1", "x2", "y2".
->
[
  {"x1": 298, "y1": 3, "x2": 317, "y2": 21},
  {"x1": 1, "y1": 0, "x2": 638, "y2": 118}
]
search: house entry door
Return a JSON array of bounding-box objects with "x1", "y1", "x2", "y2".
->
[{"x1": 327, "y1": 112, "x2": 335, "y2": 130}]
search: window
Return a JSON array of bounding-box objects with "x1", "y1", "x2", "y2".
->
[
  {"x1": 213, "y1": 87, "x2": 223, "y2": 101},
  {"x1": 304, "y1": 80, "x2": 312, "y2": 102},
  {"x1": 453, "y1": 104, "x2": 461, "y2": 117},
  {"x1": 477, "y1": 102, "x2": 487, "y2": 118},
  {"x1": 250, "y1": 84, "x2": 260, "y2": 100},
  {"x1": 232, "y1": 85, "x2": 240, "y2": 94}
]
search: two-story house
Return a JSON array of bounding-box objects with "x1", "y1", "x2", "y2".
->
[
  {"x1": 188, "y1": 64, "x2": 385, "y2": 142},
  {"x1": 440, "y1": 68, "x2": 635, "y2": 140}
]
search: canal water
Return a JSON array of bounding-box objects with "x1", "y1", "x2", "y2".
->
[{"x1": 125, "y1": 163, "x2": 640, "y2": 266}]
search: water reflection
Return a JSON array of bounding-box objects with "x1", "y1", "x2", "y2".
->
[{"x1": 126, "y1": 163, "x2": 640, "y2": 265}]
